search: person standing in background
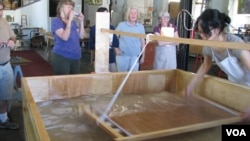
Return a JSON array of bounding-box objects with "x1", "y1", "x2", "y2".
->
[
  {"x1": 89, "y1": 7, "x2": 119, "y2": 72},
  {"x1": 153, "y1": 11, "x2": 179, "y2": 70},
  {"x1": 0, "y1": 1, "x2": 19, "y2": 129},
  {"x1": 115, "y1": 7, "x2": 145, "y2": 72},
  {"x1": 51, "y1": 0, "x2": 85, "y2": 75}
]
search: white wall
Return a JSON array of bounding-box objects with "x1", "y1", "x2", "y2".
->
[
  {"x1": 84, "y1": 0, "x2": 110, "y2": 27},
  {"x1": 84, "y1": 4, "x2": 99, "y2": 26},
  {"x1": 3, "y1": 0, "x2": 49, "y2": 31},
  {"x1": 227, "y1": 0, "x2": 250, "y2": 30},
  {"x1": 152, "y1": 0, "x2": 168, "y2": 28},
  {"x1": 209, "y1": 0, "x2": 250, "y2": 32},
  {"x1": 111, "y1": 0, "x2": 126, "y2": 27},
  {"x1": 101, "y1": 0, "x2": 110, "y2": 9},
  {"x1": 208, "y1": 0, "x2": 229, "y2": 13}
]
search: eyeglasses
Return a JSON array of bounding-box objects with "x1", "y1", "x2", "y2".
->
[{"x1": 198, "y1": 29, "x2": 213, "y2": 38}]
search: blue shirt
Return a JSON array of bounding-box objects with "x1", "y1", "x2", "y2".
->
[
  {"x1": 89, "y1": 25, "x2": 119, "y2": 63},
  {"x1": 51, "y1": 17, "x2": 81, "y2": 60},
  {"x1": 116, "y1": 21, "x2": 145, "y2": 56}
]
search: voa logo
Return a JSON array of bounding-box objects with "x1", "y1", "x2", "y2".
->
[{"x1": 226, "y1": 129, "x2": 246, "y2": 136}]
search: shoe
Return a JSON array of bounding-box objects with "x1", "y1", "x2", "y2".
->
[
  {"x1": 7, "y1": 113, "x2": 14, "y2": 122},
  {"x1": 0, "y1": 119, "x2": 19, "y2": 130}
]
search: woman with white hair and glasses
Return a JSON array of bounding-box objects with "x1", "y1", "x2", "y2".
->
[
  {"x1": 153, "y1": 11, "x2": 179, "y2": 70},
  {"x1": 115, "y1": 7, "x2": 145, "y2": 72}
]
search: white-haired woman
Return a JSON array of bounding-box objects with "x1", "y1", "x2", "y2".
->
[
  {"x1": 153, "y1": 11, "x2": 179, "y2": 70},
  {"x1": 115, "y1": 7, "x2": 145, "y2": 72}
]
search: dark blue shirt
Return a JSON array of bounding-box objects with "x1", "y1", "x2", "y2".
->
[
  {"x1": 89, "y1": 25, "x2": 119, "y2": 63},
  {"x1": 51, "y1": 17, "x2": 81, "y2": 60}
]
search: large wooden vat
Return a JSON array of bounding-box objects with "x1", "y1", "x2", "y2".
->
[{"x1": 21, "y1": 69, "x2": 250, "y2": 141}]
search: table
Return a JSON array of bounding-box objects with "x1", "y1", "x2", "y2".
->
[
  {"x1": 21, "y1": 27, "x2": 41, "y2": 40},
  {"x1": 45, "y1": 32, "x2": 53, "y2": 61},
  {"x1": 10, "y1": 56, "x2": 31, "y2": 88},
  {"x1": 15, "y1": 34, "x2": 28, "y2": 40},
  {"x1": 15, "y1": 34, "x2": 28, "y2": 49}
]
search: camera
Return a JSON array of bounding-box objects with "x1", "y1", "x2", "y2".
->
[{"x1": 74, "y1": 12, "x2": 80, "y2": 17}]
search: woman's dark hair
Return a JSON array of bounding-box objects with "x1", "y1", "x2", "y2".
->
[
  {"x1": 195, "y1": 9, "x2": 231, "y2": 36},
  {"x1": 97, "y1": 7, "x2": 108, "y2": 12}
]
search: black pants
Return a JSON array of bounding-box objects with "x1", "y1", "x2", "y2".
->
[{"x1": 52, "y1": 53, "x2": 80, "y2": 75}]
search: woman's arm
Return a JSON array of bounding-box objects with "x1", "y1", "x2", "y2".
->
[
  {"x1": 155, "y1": 32, "x2": 165, "y2": 46},
  {"x1": 156, "y1": 31, "x2": 179, "y2": 46},
  {"x1": 186, "y1": 55, "x2": 212, "y2": 96},
  {"x1": 78, "y1": 13, "x2": 85, "y2": 39},
  {"x1": 242, "y1": 106, "x2": 250, "y2": 122},
  {"x1": 7, "y1": 37, "x2": 16, "y2": 48},
  {"x1": 55, "y1": 12, "x2": 74, "y2": 41},
  {"x1": 139, "y1": 38, "x2": 146, "y2": 64},
  {"x1": 173, "y1": 31, "x2": 180, "y2": 46},
  {"x1": 240, "y1": 50, "x2": 250, "y2": 71}
]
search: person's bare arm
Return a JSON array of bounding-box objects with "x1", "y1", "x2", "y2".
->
[
  {"x1": 240, "y1": 50, "x2": 250, "y2": 71},
  {"x1": 156, "y1": 31, "x2": 179, "y2": 46},
  {"x1": 242, "y1": 106, "x2": 250, "y2": 122},
  {"x1": 7, "y1": 37, "x2": 16, "y2": 48},
  {"x1": 77, "y1": 12, "x2": 85, "y2": 39},
  {"x1": 139, "y1": 38, "x2": 146, "y2": 64},
  {"x1": 55, "y1": 11, "x2": 74, "y2": 41},
  {"x1": 186, "y1": 55, "x2": 212, "y2": 96}
]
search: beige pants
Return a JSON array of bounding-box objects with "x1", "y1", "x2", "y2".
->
[{"x1": 153, "y1": 45, "x2": 177, "y2": 70}]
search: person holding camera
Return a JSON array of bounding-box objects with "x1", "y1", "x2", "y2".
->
[{"x1": 51, "y1": 0, "x2": 85, "y2": 75}]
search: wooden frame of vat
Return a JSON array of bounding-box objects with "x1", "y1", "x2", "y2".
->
[
  {"x1": 21, "y1": 12, "x2": 250, "y2": 141},
  {"x1": 21, "y1": 69, "x2": 250, "y2": 141}
]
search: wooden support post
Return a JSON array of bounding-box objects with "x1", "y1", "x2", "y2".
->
[{"x1": 95, "y1": 12, "x2": 110, "y2": 73}]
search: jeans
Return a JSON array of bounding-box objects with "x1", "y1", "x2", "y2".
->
[
  {"x1": 0, "y1": 63, "x2": 14, "y2": 100},
  {"x1": 116, "y1": 55, "x2": 139, "y2": 72}
]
